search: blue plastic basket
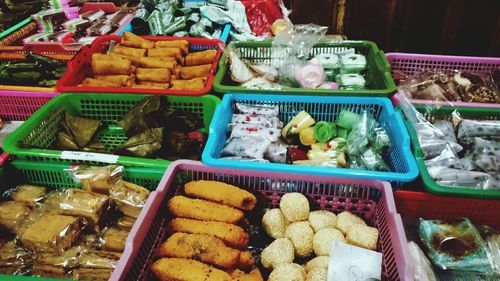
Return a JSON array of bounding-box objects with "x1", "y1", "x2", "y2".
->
[{"x1": 202, "y1": 94, "x2": 419, "y2": 189}]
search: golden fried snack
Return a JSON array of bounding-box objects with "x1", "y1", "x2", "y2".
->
[
  {"x1": 168, "y1": 196, "x2": 244, "y2": 224},
  {"x1": 233, "y1": 268, "x2": 264, "y2": 281},
  {"x1": 91, "y1": 55, "x2": 133, "y2": 75},
  {"x1": 11, "y1": 185, "x2": 46, "y2": 203},
  {"x1": 147, "y1": 47, "x2": 183, "y2": 61},
  {"x1": 184, "y1": 180, "x2": 257, "y2": 211},
  {"x1": 83, "y1": 78, "x2": 122, "y2": 87},
  {"x1": 108, "y1": 52, "x2": 141, "y2": 65},
  {"x1": 237, "y1": 251, "x2": 255, "y2": 269},
  {"x1": 117, "y1": 216, "x2": 136, "y2": 230},
  {"x1": 0, "y1": 201, "x2": 30, "y2": 232},
  {"x1": 170, "y1": 77, "x2": 206, "y2": 91},
  {"x1": 131, "y1": 84, "x2": 165, "y2": 89},
  {"x1": 156, "y1": 232, "x2": 241, "y2": 268},
  {"x1": 138, "y1": 81, "x2": 169, "y2": 89},
  {"x1": 169, "y1": 218, "x2": 248, "y2": 249},
  {"x1": 121, "y1": 31, "x2": 154, "y2": 49},
  {"x1": 136, "y1": 67, "x2": 171, "y2": 83},
  {"x1": 102, "y1": 227, "x2": 128, "y2": 252},
  {"x1": 94, "y1": 74, "x2": 133, "y2": 87},
  {"x1": 185, "y1": 49, "x2": 217, "y2": 66},
  {"x1": 155, "y1": 40, "x2": 189, "y2": 54},
  {"x1": 112, "y1": 44, "x2": 147, "y2": 57},
  {"x1": 180, "y1": 64, "x2": 212, "y2": 80},
  {"x1": 139, "y1": 57, "x2": 177, "y2": 70},
  {"x1": 151, "y1": 258, "x2": 231, "y2": 281}
]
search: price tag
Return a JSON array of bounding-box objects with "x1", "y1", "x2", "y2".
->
[
  {"x1": 61, "y1": 151, "x2": 119, "y2": 164},
  {"x1": 327, "y1": 241, "x2": 382, "y2": 281}
]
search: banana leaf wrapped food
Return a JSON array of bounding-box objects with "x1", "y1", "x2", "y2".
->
[
  {"x1": 56, "y1": 114, "x2": 106, "y2": 152},
  {"x1": 0, "y1": 54, "x2": 66, "y2": 87}
]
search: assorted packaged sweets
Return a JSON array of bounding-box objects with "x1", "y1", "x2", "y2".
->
[
  {"x1": 0, "y1": 53, "x2": 66, "y2": 87},
  {"x1": 0, "y1": 165, "x2": 151, "y2": 280}
]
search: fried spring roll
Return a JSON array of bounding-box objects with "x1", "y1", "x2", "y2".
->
[
  {"x1": 185, "y1": 49, "x2": 217, "y2": 66},
  {"x1": 136, "y1": 67, "x2": 171, "y2": 83},
  {"x1": 180, "y1": 64, "x2": 212, "y2": 80},
  {"x1": 131, "y1": 84, "x2": 165, "y2": 89},
  {"x1": 170, "y1": 78, "x2": 206, "y2": 91},
  {"x1": 237, "y1": 251, "x2": 255, "y2": 269},
  {"x1": 109, "y1": 52, "x2": 141, "y2": 65},
  {"x1": 155, "y1": 40, "x2": 189, "y2": 54},
  {"x1": 138, "y1": 81, "x2": 169, "y2": 89},
  {"x1": 83, "y1": 78, "x2": 122, "y2": 87},
  {"x1": 94, "y1": 75, "x2": 133, "y2": 87},
  {"x1": 121, "y1": 31, "x2": 154, "y2": 49},
  {"x1": 147, "y1": 47, "x2": 182, "y2": 61},
  {"x1": 91, "y1": 56, "x2": 132, "y2": 75},
  {"x1": 184, "y1": 180, "x2": 257, "y2": 211},
  {"x1": 139, "y1": 57, "x2": 177, "y2": 70},
  {"x1": 112, "y1": 44, "x2": 147, "y2": 57},
  {"x1": 151, "y1": 258, "x2": 232, "y2": 281},
  {"x1": 167, "y1": 195, "x2": 244, "y2": 224}
]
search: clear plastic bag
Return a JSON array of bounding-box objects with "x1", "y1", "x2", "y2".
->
[
  {"x1": 229, "y1": 124, "x2": 281, "y2": 143},
  {"x1": 69, "y1": 165, "x2": 123, "y2": 195},
  {"x1": 221, "y1": 136, "x2": 271, "y2": 159},
  {"x1": 109, "y1": 181, "x2": 150, "y2": 219},
  {"x1": 419, "y1": 218, "x2": 492, "y2": 272}
]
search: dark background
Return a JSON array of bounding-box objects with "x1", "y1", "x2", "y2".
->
[{"x1": 285, "y1": 0, "x2": 500, "y2": 57}]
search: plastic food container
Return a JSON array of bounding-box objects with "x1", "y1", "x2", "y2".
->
[
  {"x1": 0, "y1": 90, "x2": 59, "y2": 165},
  {"x1": 2, "y1": 93, "x2": 220, "y2": 169},
  {"x1": 111, "y1": 160, "x2": 411, "y2": 281},
  {"x1": 386, "y1": 52, "x2": 500, "y2": 109},
  {"x1": 213, "y1": 40, "x2": 397, "y2": 96},
  {"x1": 202, "y1": 94, "x2": 418, "y2": 189},
  {"x1": 404, "y1": 105, "x2": 500, "y2": 199},
  {"x1": 0, "y1": 159, "x2": 164, "y2": 281},
  {"x1": 57, "y1": 35, "x2": 225, "y2": 96}
]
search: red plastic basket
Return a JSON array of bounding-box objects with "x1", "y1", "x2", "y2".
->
[
  {"x1": 110, "y1": 160, "x2": 411, "y2": 281},
  {"x1": 386, "y1": 52, "x2": 500, "y2": 109},
  {"x1": 57, "y1": 35, "x2": 225, "y2": 96},
  {"x1": 394, "y1": 190, "x2": 500, "y2": 230}
]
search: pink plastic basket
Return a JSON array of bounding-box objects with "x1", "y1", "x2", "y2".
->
[
  {"x1": 0, "y1": 90, "x2": 58, "y2": 121},
  {"x1": 386, "y1": 52, "x2": 500, "y2": 108},
  {"x1": 110, "y1": 160, "x2": 412, "y2": 281}
]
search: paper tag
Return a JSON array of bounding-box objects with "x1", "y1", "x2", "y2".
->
[
  {"x1": 327, "y1": 241, "x2": 382, "y2": 281},
  {"x1": 61, "y1": 151, "x2": 119, "y2": 164}
]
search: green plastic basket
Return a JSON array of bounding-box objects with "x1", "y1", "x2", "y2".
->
[
  {"x1": 0, "y1": 160, "x2": 164, "y2": 281},
  {"x1": 405, "y1": 105, "x2": 500, "y2": 199},
  {"x1": 213, "y1": 40, "x2": 396, "y2": 96},
  {"x1": 2, "y1": 93, "x2": 221, "y2": 169}
]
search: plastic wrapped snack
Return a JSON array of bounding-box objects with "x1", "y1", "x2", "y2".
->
[
  {"x1": 360, "y1": 148, "x2": 390, "y2": 172},
  {"x1": 433, "y1": 120, "x2": 457, "y2": 143},
  {"x1": 229, "y1": 114, "x2": 283, "y2": 129},
  {"x1": 117, "y1": 216, "x2": 136, "y2": 230},
  {"x1": 72, "y1": 250, "x2": 121, "y2": 280},
  {"x1": 235, "y1": 103, "x2": 279, "y2": 117},
  {"x1": 10, "y1": 185, "x2": 47, "y2": 204},
  {"x1": 31, "y1": 246, "x2": 83, "y2": 278},
  {"x1": 20, "y1": 214, "x2": 85, "y2": 254},
  {"x1": 455, "y1": 115, "x2": 500, "y2": 139},
  {"x1": 0, "y1": 201, "x2": 30, "y2": 233},
  {"x1": 221, "y1": 136, "x2": 271, "y2": 159},
  {"x1": 281, "y1": 111, "x2": 315, "y2": 139},
  {"x1": 427, "y1": 167, "x2": 492, "y2": 189},
  {"x1": 264, "y1": 143, "x2": 288, "y2": 163},
  {"x1": 340, "y1": 53, "x2": 367, "y2": 74},
  {"x1": 57, "y1": 188, "x2": 109, "y2": 228},
  {"x1": 109, "y1": 180, "x2": 150, "y2": 218},
  {"x1": 71, "y1": 165, "x2": 123, "y2": 195},
  {"x1": 101, "y1": 227, "x2": 128, "y2": 252},
  {"x1": 336, "y1": 73, "x2": 366, "y2": 89},
  {"x1": 0, "y1": 240, "x2": 32, "y2": 275},
  {"x1": 229, "y1": 124, "x2": 281, "y2": 143},
  {"x1": 419, "y1": 218, "x2": 492, "y2": 272}
]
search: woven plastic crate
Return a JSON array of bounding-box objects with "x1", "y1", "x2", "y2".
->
[
  {"x1": 111, "y1": 160, "x2": 411, "y2": 281},
  {"x1": 0, "y1": 159, "x2": 164, "y2": 281},
  {"x1": 394, "y1": 190, "x2": 500, "y2": 281},
  {"x1": 386, "y1": 52, "x2": 500, "y2": 109},
  {"x1": 404, "y1": 105, "x2": 500, "y2": 199},
  {"x1": 213, "y1": 40, "x2": 396, "y2": 96},
  {"x1": 57, "y1": 35, "x2": 225, "y2": 96},
  {"x1": 2, "y1": 93, "x2": 221, "y2": 169},
  {"x1": 202, "y1": 94, "x2": 418, "y2": 189}
]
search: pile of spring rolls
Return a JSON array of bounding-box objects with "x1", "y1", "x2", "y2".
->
[{"x1": 82, "y1": 31, "x2": 218, "y2": 91}]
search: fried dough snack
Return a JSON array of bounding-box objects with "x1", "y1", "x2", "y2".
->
[
  {"x1": 112, "y1": 44, "x2": 147, "y2": 57},
  {"x1": 169, "y1": 218, "x2": 248, "y2": 249},
  {"x1": 180, "y1": 64, "x2": 212, "y2": 80},
  {"x1": 155, "y1": 40, "x2": 189, "y2": 54},
  {"x1": 91, "y1": 55, "x2": 133, "y2": 75},
  {"x1": 94, "y1": 75, "x2": 133, "y2": 87},
  {"x1": 168, "y1": 196, "x2": 244, "y2": 224},
  {"x1": 156, "y1": 232, "x2": 241, "y2": 268},
  {"x1": 136, "y1": 67, "x2": 171, "y2": 83},
  {"x1": 121, "y1": 31, "x2": 154, "y2": 49},
  {"x1": 185, "y1": 49, "x2": 217, "y2": 66},
  {"x1": 137, "y1": 81, "x2": 169, "y2": 89},
  {"x1": 147, "y1": 47, "x2": 183, "y2": 62},
  {"x1": 139, "y1": 57, "x2": 177, "y2": 70},
  {"x1": 232, "y1": 268, "x2": 264, "y2": 281},
  {"x1": 184, "y1": 180, "x2": 257, "y2": 211},
  {"x1": 237, "y1": 250, "x2": 255, "y2": 269},
  {"x1": 83, "y1": 78, "x2": 122, "y2": 87},
  {"x1": 151, "y1": 258, "x2": 231, "y2": 281}
]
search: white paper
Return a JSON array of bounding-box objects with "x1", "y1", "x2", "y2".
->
[
  {"x1": 0, "y1": 121, "x2": 24, "y2": 147},
  {"x1": 61, "y1": 151, "x2": 119, "y2": 164},
  {"x1": 327, "y1": 241, "x2": 382, "y2": 281}
]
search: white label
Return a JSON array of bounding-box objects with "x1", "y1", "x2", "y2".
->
[
  {"x1": 61, "y1": 151, "x2": 119, "y2": 164},
  {"x1": 327, "y1": 241, "x2": 382, "y2": 281}
]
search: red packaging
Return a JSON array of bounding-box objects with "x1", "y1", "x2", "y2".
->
[{"x1": 241, "y1": 0, "x2": 284, "y2": 36}]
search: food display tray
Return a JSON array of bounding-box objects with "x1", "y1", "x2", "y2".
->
[
  {"x1": 0, "y1": 159, "x2": 164, "y2": 281},
  {"x1": 56, "y1": 35, "x2": 225, "y2": 96},
  {"x1": 202, "y1": 94, "x2": 419, "y2": 189},
  {"x1": 213, "y1": 40, "x2": 397, "y2": 96},
  {"x1": 112, "y1": 160, "x2": 411, "y2": 281},
  {"x1": 2, "y1": 93, "x2": 220, "y2": 169},
  {"x1": 386, "y1": 52, "x2": 500, "y2": 109},
  {"x1": 0, "y1": 90, "x2": 59, "y2": 165},
  {"x1": 404, "y1": 105, "x2": 500, "y2": 199}
]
